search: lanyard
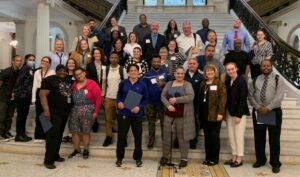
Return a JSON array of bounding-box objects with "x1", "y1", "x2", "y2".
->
[{"x1": 40, "y1": 68, "x2": 49, "y2": 79}]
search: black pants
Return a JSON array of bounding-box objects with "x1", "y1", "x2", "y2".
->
[
  {"x1": 34, "y1": 90, "x2": 46, "y2": 139},
  {"x1": 16, "y1": 97, "x2": 31, "y2": 136},
  {"x1": 116, "y1": 115, "x2": 142, "y2": 160},
  {"x1": 250, "y1": 64, "x2": 261, "y2": 79},
  {"x1": 203, "y1": 120, "x2": 222, "y2": 163},
  {"x1": 252, "y1": 108, "x2": 282, "y2": 167},
  {"x1": 0, "y1": 100, "x2": 15, "y2": 135},
  {"x1": 44, "y1": 113, "x2": 68, "y2": 165}
]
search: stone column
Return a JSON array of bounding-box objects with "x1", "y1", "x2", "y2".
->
[
  {"x1": 15, "y1": 20, "x2": 26, "y2": 58},
  {"x1": 35, "y1": 0, "x2": 50, "y2": 66}
]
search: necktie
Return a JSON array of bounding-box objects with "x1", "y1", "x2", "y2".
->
[
  {"x1": 234, "y1": 30, "x2": 238, "y2": 40},
  {"x1": 260, "y1": 76, "x2": 268, "y2": 103},
  {"x1": 56, "y1": 52, "x2": 63, "y2": 64},
  {"x1": 152, "y1": 34, "x2": 157, "y2": 49}
]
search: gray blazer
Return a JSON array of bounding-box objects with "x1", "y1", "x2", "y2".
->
[{"x1": 161, "y1": 81, "x2": 195, "y2": 141}]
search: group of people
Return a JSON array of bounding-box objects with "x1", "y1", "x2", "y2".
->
[{"x1": 0, "y1": 14, "x2": 283, "y2": 174}]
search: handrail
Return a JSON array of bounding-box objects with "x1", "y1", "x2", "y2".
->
[
  {"x1": 98, "y1": 0, "x2": 125, "y2": 31},
  {"x1": 230, "y1": 0, "x2": 300, "y2": 88}
]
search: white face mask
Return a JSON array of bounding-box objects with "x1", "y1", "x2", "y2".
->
[{"x1": 27, "y1": 61, "x2": 35, "y2": 68}]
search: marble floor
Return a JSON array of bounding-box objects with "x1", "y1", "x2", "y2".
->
[{"x1": 0, "y1": 152, "x2": 299, "y2": 177}]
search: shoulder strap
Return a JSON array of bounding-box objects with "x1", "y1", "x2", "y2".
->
[
  {"x1": 252, "y1": 77, "x2": 257, "y2": 90},
  {"x1": 275, "y1": 74, "x2": 279, "y2": 90},
  {"x1": 193, "y1": 33, "x2": 197, "y2": 46},
  {"x1": 119, "y1": 66, "x2": 124, "y2": 80}
]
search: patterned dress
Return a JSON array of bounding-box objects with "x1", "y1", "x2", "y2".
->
[{"x1": 69, "y1": 89, "x2": 95, "y2": 133}]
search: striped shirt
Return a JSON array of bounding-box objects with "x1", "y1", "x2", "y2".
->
[
  {"x1": 252, "y1": 40, "x2": 273, "y2": 65},
  {"x1": 166, "y1": 52, "x2": 186, "y2": 78}
]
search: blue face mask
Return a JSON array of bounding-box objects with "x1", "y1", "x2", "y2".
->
[{"x1": 27, "y1": 61, "x2": 35, "y2": 68}]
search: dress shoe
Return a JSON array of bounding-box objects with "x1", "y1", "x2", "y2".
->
[
  {"x1": 224, "y1": 159, "x2": 234, "y2": 165},
  {"x1": 252, "y1": 162, "x2": 265, "y2": 168},
  {"x1": 55, "y1": 157, "x2": 65, "y2": 162},
  {"x1": 160, "y1": 157, "x2": 168, "y2": 166},
  {"x1": 136, "y1": 160, "x2": 143, "y2": 167},
  {"x1": 23, "y1": 134, "x2": 32, "y2": 141},
  {"x1": 103, "y1": 136, "x2": 113, "y2": 147},
  {"x1": 115, "y1": 159, "x2": 122, "y2": 167},
  {"x1": 272, "y1": 167, "x2": 280, "y2": 173},
  {"x1": 44, "y1": 163, "x2": 56, "y2": 169},
  {"x1": 202, "y1": 160, "x2": 209, "y2": 165},
  {"x1": 230, "y1": 161, "x2": 243, "y2": 168},
  {"x1": 147, "y1": 137, "x2": 155, "y2": 149},
  {"x1": 179, "y1": 160, "x2": 188, "y2": 168},
  {"x1": 15, "y1": 135, "x2": 30, "y2": 142}
]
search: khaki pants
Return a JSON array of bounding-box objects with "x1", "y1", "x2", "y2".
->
[
  {"x1": 226, "y1": 111, "x2": 247, "y2": 156},
  {"x1": 104, "y1": 97, "x2": 117, "y2": 137}
]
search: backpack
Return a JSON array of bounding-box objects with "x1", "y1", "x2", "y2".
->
[{"x1": 105, "y1": 65, "x2": 124, "y2": 80}]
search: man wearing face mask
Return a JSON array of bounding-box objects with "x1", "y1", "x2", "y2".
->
[{"x1": 14, "y1": 54, "x2": 36, "y2": 142}]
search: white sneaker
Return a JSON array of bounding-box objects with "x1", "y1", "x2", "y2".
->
[{"x1": 34, "y1": 139, "x2": 45, "y2": 143}]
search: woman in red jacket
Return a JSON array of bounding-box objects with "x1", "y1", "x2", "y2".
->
[{"x1": 68, "y1": 67, "x2": 101, "y2": 159}]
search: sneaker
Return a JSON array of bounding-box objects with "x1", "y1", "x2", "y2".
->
[
  {"x1": 15, "y1": 135, "x2": 30, "y2": 142},
  {"x1": 115, "y1": 159, "x2": 122, "y2": 167},
  {"x1": 34, "y1": 139, "x2": 45, "y2": 143},
  {"x1": 62, "y1": 136, "x2": 72, "y2": 143},
  {"x1": 102, "y1": 136, "x2": 113, "y2": 147},
  {"x1": 68, "y1": 150, "x2": 81, "y2": 159},
  {"x1": 23, "y1": 134, "x2": 32, "y2": 141},
  {"x1": 83, "y1": 149, "x2": 89, "y2": 159},
  {"x1": 5, "y1": 131, "x2": 14, "y2": 140},
  {"x1": 136, "y1": 160, "x2": 143, "y2": 167},
  {"x1": 0, "y1": 133, "x2": 10, "y2": 142}
]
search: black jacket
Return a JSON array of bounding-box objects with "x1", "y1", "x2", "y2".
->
[
  {"x1": 142, "y1": 33, "x2": 166, "y2": 64},
  {"x1": 225, "y1": 75, "x2": 249, "y2": 118},
  {"x1": 86, "y1": 62, "x2": 103, "y2": 87}
]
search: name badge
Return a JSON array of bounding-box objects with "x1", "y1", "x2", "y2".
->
[
  {"x1": 67, "y1": 96, "x2": 71, "y2": 103},
  {"x1": 210, "y1": 85, "x2": 217, "y2": 91},
  {"x1": 171, "y1": 56, "x2": 176, "y2": 61},
  {"x1": 84, "y1": 89, "x2": 88, "y2": 94},
  {"x1": 146, "y1": 39, "x2": 151, "y2": 44},
  {"x1": 158, "y1": 75, "x2": 165, "y2": 80},
  {"x1": 195, "y1": 80, "x2": 199, "y2": 82},
  {"x1": 120, "y1": 32, "x2": 124, "y2": 37},
  {"x1": 174, "y1": 34, "x2": 178, "y2": 38},
  {"x1": 151, "y1": 78, "x2": 157, "y2": 84}
]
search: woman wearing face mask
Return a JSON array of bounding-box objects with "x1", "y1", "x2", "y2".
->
[
  {"x1": 125, "y1": 47, "x2": 148, "y2": 78},
  {"x1": 166, "y1": 40, "x2": 186, "y2": 78},
  {"x1": 70, "y1": 24, "x2": 94, "y2": 52},
  {"x1": 31, "y1": 56, "x2": 55, "y2": 143},
  {"x1": 223, "y1": 62, "x2": 249, "y2": 168},
  {"x1": 70, "y1": 39, "x2": 92, "y2": 68},
  {"x1": 14, "y1": 54, "x2": 36, "y2": 142}
]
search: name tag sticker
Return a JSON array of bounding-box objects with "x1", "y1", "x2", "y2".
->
[
  {"x1": 151, "y1": 78, "x2": 157, "y2": 84},
  {"x1": 174, "y1": 34, "x2": 178, "y2": 38},
  {"x1": 146, "y1": 39, "x2": 151, "y2": 44},
  {"x1": 84, "y1": 89, "x2": 88, "y2": 94},
  {"x1": 210, "y1": 85, "x2": 217, "y2": 91},
  {"x1": 195, "y1": 80, "x2": 199, "y2": 82},
  {"x1": 171, "y1": 56, "x2": 176, "y2": 61},
  {"x1": 120, "y1": 32, "x2": 124, "y2": 37},
  {"x1": 158, "y1": 75, "x2": 165, "y2": 80}
]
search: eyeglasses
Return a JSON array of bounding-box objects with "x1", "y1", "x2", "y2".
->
[{"x1": 41, "y1": 60, "x2": 50, "y2": 63}]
